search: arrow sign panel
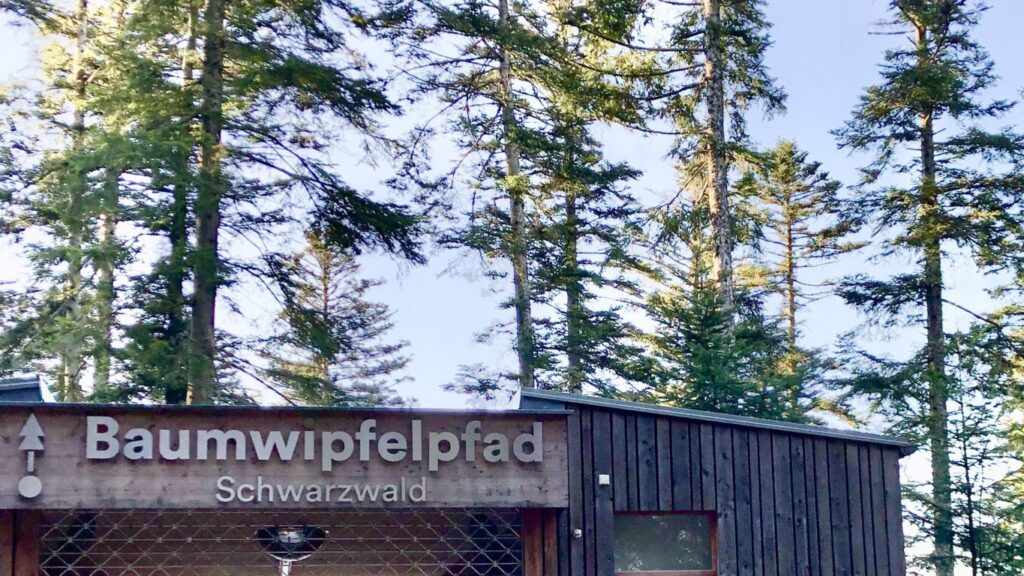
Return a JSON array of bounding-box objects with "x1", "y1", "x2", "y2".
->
[{"x1": 18, "y1": 414, "x2": 44, "y2": 451}]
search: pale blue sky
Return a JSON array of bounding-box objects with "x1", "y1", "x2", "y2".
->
[{"x1": 2, "y1": 0, "x2": 1023, "y2": 412}]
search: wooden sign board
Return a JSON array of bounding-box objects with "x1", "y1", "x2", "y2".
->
[{"x1": 0, "y1": 405, "x2": 568, "y2": 509}]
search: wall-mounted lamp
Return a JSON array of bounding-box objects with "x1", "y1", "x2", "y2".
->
[{"x1": 256, "y1": 525, "x2": 326, "y2": 576}]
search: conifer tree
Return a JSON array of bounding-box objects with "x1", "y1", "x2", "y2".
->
[
  {"x1": 944, "y1": 328, "x2": 1020, "y2": 576},
  {"x1": 58, "y1": 0, "x2": 90, "y2": 402},
  {"x1": 88, "y1": 0, "x2": 133, "y2": 398},
  {"x1": 741, "y1": 140, "x2": 857, "y2": 346},
  {"x1": 403, "y1": 0, "x2": 651, "y2": 395},
  {"x1": 400, "y1": 0, "x2": 554, "y2": 389},
  {"x1": 180, "y1": 0, "x2": 423, "y2": 402},
  {"x1": 639, "y1": 200, "x2": 817, "y2": 421},
  {"x1": 264, "y1": 232, "x2": 410, "y2": 407},
  {"x1": 565, "y1": 0, "x2": 784, "y2": 306},
  {"x1": 561, "y1": 0, "x2": 789, "y2": 412},
  {"x1": 1, "y1": 0, "x2": 206, "y2": 404},
  {"x1": 1, "y1": 0, "x2": 423, "y2": 405},
  {"x1": 835, "y1": 2, "x2": 1024, "y2": 573},
  {"x1": 528, "y1": 110, "x2": 647, "y2": 394},
  {"x1": 524, "y1": 0, "x2": 651, "y2": 394},
  {"x1": 187, "y1": 0, "x2": 225, "y2": 404},
  {"x1": 110, "y1": 0, "x2": 201, "y2": 404},
  {"x1": 0, "y1": 0, "x2": 119, "y2": 401}
]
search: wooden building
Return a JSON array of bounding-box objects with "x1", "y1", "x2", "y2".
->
[
  {"x1": 0, "y1": 388, "x2": 912, "y2": 576},
  {"x1": 520, "y1": 389, "x2": 914, "y2": 576}
]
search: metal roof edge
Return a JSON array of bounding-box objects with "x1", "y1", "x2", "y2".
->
[
  {"x1": 0, "y1": 401, "x2": 571, "y2": 417},
  {"x1": 0, "y1": 375, "x2": 41, "y2": 391},
  {"x1": 520, "y1": 388, "x2": 917, "y2": 456}
]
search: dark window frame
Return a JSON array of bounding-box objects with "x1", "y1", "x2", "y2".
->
[{"x1": 612, "y1": 510, "x2": 718, "y2": 576}]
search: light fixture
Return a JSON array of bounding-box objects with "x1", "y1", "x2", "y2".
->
[{"x1": 256, "y1": 525, "x2": 326, "y2": 576}]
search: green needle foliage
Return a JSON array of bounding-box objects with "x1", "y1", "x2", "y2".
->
[
  {"x1": 657, "y1": 0, "x2": 785, "y2": 307},
  {"x1": 400, "y1": 0, "x2": 554, "y2": 392},
  {"x1": 401, "y1": 0, "x2": 648, "y2": 395},
  {"x1": 637, "y1": 196, "x2": 820, "y2": 422},
  {"x1": 184, "y1": 0, "x2": 424, "y2": 403},
  {"x1": 262, "y1": 231, "x2": 411, "y2": 407},
  {"x1": 528, "y1": 110, "x2": 647, "y2": 395},
  {"x1": 0, "y1": 0, "x2": 424, "y2": 405},
  {"x1": 0, "y1": 0, "x2": 129, "y2": 402},
  {"x1": 834, "y1": 1, "x2": 1024, "y2": 573},
  {"x1": 740, "y1": 140, "x2": 860, "y2": 346}
]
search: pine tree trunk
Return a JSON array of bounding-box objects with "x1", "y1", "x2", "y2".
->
[
  {"x1": 165, "y1": 155, "x2": 190, "y2": 405},
  {"x1": 319, "y1": 248, "x2": 333, "y2": 401},
  {"x1": 164, "y1": 0, "x2": 199, "y2": 405},
  {"x1": 189, "y1": 0, "x2": 226, "y2": 404},
  {"x1": 60, "y1": 0, "x2": 89, "y2": 403},
  {"x1": 921, "y1": 108, "x2": 954, "y2": 576},
  {"x1": 702, "y1": 0, "x2": 732, "y2": 310},
  {"x1": 916, "y1": 22, "x2": 953, "y2": 571},
  {"x1": 784, "y1": 202, "x2": 797, "y2": 348},
  {"x1": 956, "y1": 399, "x2": 980, "y2": 576},
  {"x1": 93, "y1": 167, "x2": 120, "y2": 395},
  {"x1": 565, "y1": 189, "x2": 582, "y2": 392},
  {"x1": 91, "y1": 0, "x2": 132, "y2": 399},
  {"x1": 499, "y1": 0, "x2": 535, "y2": 389}
]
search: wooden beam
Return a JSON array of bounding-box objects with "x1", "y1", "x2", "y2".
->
[
  {"x1": 523, "y1": 509, "x2": 543, "y2": 576},
  {"x1": 12, "y1": 510, "x2": 39, "y2": 576},
  {"x1": 542, "y1": 509, "x2": 559, "y2": 576},
  {"x1": 0, "y1": 510, "x2": 13, "y2": 576}
]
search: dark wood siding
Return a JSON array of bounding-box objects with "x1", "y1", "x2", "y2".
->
[{"x1": 522, "y1": 398, "x2": 909, "y2": 576}]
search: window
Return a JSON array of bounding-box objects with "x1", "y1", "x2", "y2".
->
[{"x1": 613, "y1": 513, "x2": 716, "y2": 576}]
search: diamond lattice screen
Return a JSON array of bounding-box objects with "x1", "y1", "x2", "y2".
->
[{"x1": 38, "y1": 509, "x2": 523, "y2": 576}]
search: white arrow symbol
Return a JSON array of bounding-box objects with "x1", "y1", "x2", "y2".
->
[{"x1": 17, "y1": 414, "x2": 44, "y2": 498}]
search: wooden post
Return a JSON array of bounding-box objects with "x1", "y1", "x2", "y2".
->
[
  {"x1": 0, "y1": 510, "x2": 14, "y2": 576},
  {"x1": 522, "y1": 509, "x2": 543, "y2": 576},
  {"x1": 12, "y1": 510, "x2": 39, "y2": 576},
  {"x1": 542, "y1": 510, "x2": 559, "y2": 576}
]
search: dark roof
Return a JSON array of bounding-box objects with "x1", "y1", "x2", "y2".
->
[
  {"x1": 0, "y1": 375, "x2": 43, "y2": 402},
  {"x1": 0, "y1": 399, "x2": 569, "y2": 418},
  {"x1": 520, "y1": 388, "x2": 916, "y2": 456}
]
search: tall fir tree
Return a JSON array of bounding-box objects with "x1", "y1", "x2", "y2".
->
[
  {"x1": 0, "y1": 0, "x2": 130, "y2": 401},
  {"x1": 263, "y1": 232, "x2": 410, "y2": 407},
  {"x1": 564, "y1": 0, "x2": 785, "y2": 306},
  {"x1": 574, "y1": 0, "x2": 785, "y2": 307},
  {"x1": 182, "y1": 0, "x2": 424, "y2": 403},
  {"x1": 637, "y1": 193, "x2": 820, "y2": 422},
  {"x1": 400, "y1": 0, "x2": 556, "y2": 390},
  {"x1": 523, "y1": 0, "x2": 650, "y2": 394},
  {"x1": 112, "y1": 0, "x2": 202, "y2": 404},
  {"x1": 528, "y1": 112, "x2": 647, "y2": 394},
  {"x1": 1, "y1": 0, "x2": 424, "y2": 405},
  {"x1": 740, "y1": 140, "x2": 859, "y2": 347},
  {"x1": 562, "y1": 0, "x2": 795, "y2": 414},
  {"x1": 835, "y1": 2, "x2": 1024, "y2": 573},
  {"x1": 403, "y1": 0, "x2": 650, "y2": 395},
  {"x1": 945, "y1": 327, "x2": 1020, "y2": 576}
]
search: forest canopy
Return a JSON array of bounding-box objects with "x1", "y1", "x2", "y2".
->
[{"x1": 1, "y1": 0, "x2": 1024, "y2": 574}]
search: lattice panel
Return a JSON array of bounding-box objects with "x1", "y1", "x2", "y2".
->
[{"x1": 38, "y1": 509, "x2": 523, "y2": 576}]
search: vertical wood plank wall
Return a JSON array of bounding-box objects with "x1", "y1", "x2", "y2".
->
[{"x1": 525, "y1": 400, "x2": 908, "y2": 576}]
